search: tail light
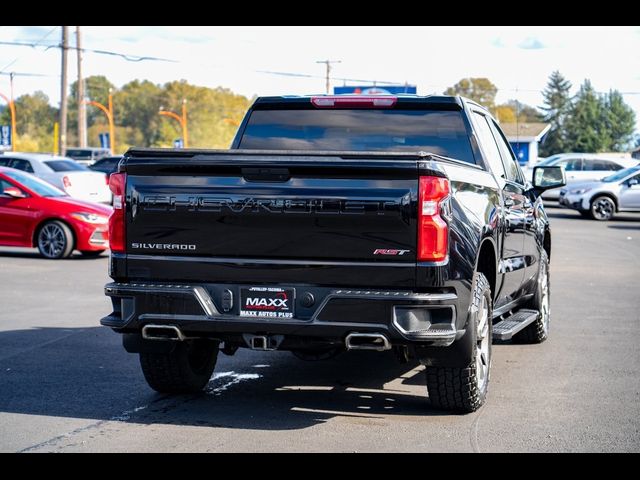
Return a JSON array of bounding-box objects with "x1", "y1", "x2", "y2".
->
[
  {"x1": 418, "y1": 176, "x2": 450, "y2": 262},
  {"x1": 311, "y1": 95, "x2": 397, "y2": 108},
  {"x1": 62, "y1": 175, "x2": 72, "y2": 188},
  {"x1": 108, "y1": 173, "x2": 126, "y2": 253}
]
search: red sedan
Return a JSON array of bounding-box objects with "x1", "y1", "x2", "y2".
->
[{"x1": 0, "y1": 167, "x2": 112, "y2": 259}]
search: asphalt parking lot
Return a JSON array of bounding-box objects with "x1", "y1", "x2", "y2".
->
[{"x1": 1, "y1": 208, "x2": 639, "y2": 452}]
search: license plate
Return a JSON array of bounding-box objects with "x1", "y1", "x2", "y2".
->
[{"x1": 239, "y1": 287, "x2": 295, "y2": 319}]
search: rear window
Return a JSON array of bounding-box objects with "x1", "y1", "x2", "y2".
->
[
  {"x1": 239, "y1": 109, "x2": 476, "y2": 164},
  {"x1": 44, "y1": 160, "x2": 88, "y2": 172},
  {"x1": 65, "y1": 149, "x2": 92, "y2": 159}
]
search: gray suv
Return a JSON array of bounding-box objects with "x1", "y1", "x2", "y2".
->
[{"x1": 559, "y1": 165, "x2": 640, "y2": 220}]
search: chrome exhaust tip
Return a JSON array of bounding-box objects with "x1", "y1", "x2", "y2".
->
[
  {"x1": 345, "y1": 333, "x2": 391, "y2": 351},
  {"x1": 142, "y1": 324, "x2": 185, "y2": 341}
]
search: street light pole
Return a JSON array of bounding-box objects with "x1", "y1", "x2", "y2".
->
[
  {"x1": 0, "y1": 92, "x2": 16, "y2": 152},
  {"x1": 108, "y1": 88, "x2": 115, "y2": 153},
  {"x1": 85, "y1": 94, "x2": 115, "y2": 154},
  {"x1": 76, "y1": 26, "x2": 87, "y2": 147},
  {"x1": 59, "y1": 26, "x2": 69, "y2": 156},
  {"x1": 182, "y1": 99, "x2": 189, "y2": 148},
  {"x1": 159, "y1": 99, "x2": 188, "y2": 148}
]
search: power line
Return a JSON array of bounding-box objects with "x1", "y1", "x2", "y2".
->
[
  {"x1": 257, "y1": 70, "x2": 640, "y2": 96},
  {"x1": 0, "y1": 71, "x2": 54, "y2": 77},
  {"x1": 256, "y1": 69, "x2": 409, "y2": 87},
  {"x1": 0, "y1": 40, "x2": 177, "y2": 63},
  {"x1": 0, "y1": 26, "x2": 57, "y2": 75}
]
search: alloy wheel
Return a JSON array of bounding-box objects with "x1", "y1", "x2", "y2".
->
[{"x1": 38, "y1": 224, "x2": 67, "y2": 258}]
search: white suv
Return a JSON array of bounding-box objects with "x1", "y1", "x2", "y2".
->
[{"x1": 531, "y1": 153, "x2": 639, "y2": 200}]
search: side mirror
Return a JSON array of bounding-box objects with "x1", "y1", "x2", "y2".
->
[
  {"x1": 532, "y1": 166, "x2": 566, "y2": 191},
  {"x1": 628, "y1": 178, "x2": 639, "y2": 187},
  {"x1": 2, "y1": 187, "x2": 26, "y2": 199}
]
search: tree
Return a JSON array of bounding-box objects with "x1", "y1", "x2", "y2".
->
[
  {"x1": 445, "y1": 78, "x2": 498, "y2": 109},
  {"x1": 1, "y1": 77, "x2": 251, "y2": 153},
  {"x1": 563, "y1": 81, "x2": 637, "y2": 153},
  {"x1": 0, "y1": 91, "x2": 57, "y2": 152},
  {"x1": 68, "y1": 75, "x2": 116, "y2": 146},
  {"x1": 115, "y1": 79, "x2": 164, "y2": 150},
  {"x1": 494, "y1": 100, "x2": 543, "y2": 124},
  {"x1": 539, "y1": 71, "x2": 572, "y2": 156},
  {"x1": 564, "y1": 80, "x2": 608, "y2": 152},
  {"x1": 603, "y1": 90, "x2": 636, "y2": 151},
  {"x1": 494, "y1": 105, "x2": 516, "y2": 123}
]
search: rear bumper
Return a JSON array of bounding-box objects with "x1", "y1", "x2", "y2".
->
[{"x1": 102, "y1": 282, "x2": 464, "y2": 347}]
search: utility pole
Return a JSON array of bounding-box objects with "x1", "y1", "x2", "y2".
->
[
  {"x1": 59, "y1": 26, "x2": 69, "y2": 156},
  {"x1": 316, "y1": 59, "x2": 341, "y2": 94},
  {"x1": 9, "y1": 73, "x2": 16, "y2": 151},
  {"x1": 76, "y1": 26, "x2": 87, "y2": 147}
]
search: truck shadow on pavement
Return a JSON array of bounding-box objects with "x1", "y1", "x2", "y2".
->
[
  {"x1": 0, "y1": 326, "x2": 451, "y2": 434},
  {"x1": 0, "y1": 248, "x2": 108, "y2": 260}
]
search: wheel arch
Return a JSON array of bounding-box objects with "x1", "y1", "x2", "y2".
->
[
  {"x1": 543, "y1": 227, "x2": 551, "y2": 262},
  {"x1": 32, "y1": 217, "x2": 77, "y2": 250},
  {"x1": 589, "y1": 192, "x2": 619, "y2": 212},
  {"x1": 475, "y1": 237, "x2": 498, "y2": 300}
]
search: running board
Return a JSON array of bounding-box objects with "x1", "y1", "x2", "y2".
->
[{"x1": 493, "y1": 309, "x2": 539, "y2": 340}]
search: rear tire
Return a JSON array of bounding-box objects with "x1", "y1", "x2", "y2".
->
[
  {"x1": 425, "y1": 273, "x2": 492, "y2": 413},
  {"x1": 513, "y1": 250, "x2": 550, "y2": 344},
  {"x1": 140, "y1": 339, "x2": 219, "y2": 393},
  {"x1": 36, "y1": 220, "x2": 74, "y2": 259}
]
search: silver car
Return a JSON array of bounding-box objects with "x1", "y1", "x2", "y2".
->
[
  {"x1": 531, "y1": 154, "x2": 638, "y2": 200},
  {"x1": 0, "y1": 152, "x2": 111, "y2": 204},
  {"x1": 558, "y1": 165, "x2": 640, "y2": 220}
]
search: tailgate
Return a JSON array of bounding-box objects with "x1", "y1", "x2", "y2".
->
[{"x1": 122, "y1": 152, "x2": 424, "y2": 287}]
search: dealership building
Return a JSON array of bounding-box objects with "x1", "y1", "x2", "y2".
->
[{"x1": 501, "y1": 122, "x2": 550, "y2": 167}]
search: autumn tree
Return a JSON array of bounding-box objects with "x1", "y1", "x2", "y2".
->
[{"x1": 445, "y1": 78, "x2": 498, "y2": 109}]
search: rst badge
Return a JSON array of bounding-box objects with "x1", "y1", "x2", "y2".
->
[
  {"x1": 240, "y1": 287, "x2": 295, "y2": 319},
  {"x1": 373, "y1": 249, "x2": 411, "y2": 256}
]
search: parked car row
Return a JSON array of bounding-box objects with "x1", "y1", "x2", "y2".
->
[
  {"x1": 0, "y1": 152, "x2": 113, "y2": 204},
  {"x1": 528, "y1": 153, "x2": 640, "y2": 221},
  {"x1": 530, "y1": 153, "x2": 639, "y2": 200}
]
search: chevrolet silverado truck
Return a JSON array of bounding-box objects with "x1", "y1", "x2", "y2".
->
[{"x1": 101, "y1": 95, "x2": 565, "y2": 413}]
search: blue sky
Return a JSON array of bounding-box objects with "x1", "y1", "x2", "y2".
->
[{"x1": 1, "y1": 26, "x2": 640, "y2": 132}]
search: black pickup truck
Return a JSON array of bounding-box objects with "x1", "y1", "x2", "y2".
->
[{"x1": 102, "y1": 95, "x2": 565, "y2": 412}]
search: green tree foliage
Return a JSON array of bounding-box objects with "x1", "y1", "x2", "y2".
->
[
  {"x1": 68, "y1": 75, "x2": 116, "y2": 145},
  {"x1": 445, "y1": 78, "x2": 498, "y2": 109},
  {"x1": 564, "y1": 81, "x2": 603, "y2": 152},
  {"x1": 0, "y1": 91, "x2": 57, "y2": 152},
  {"x1": 539, "y1": 71, "x2": 572, "y2": 156},
  {"x1": 115, "y1": 79, "x2": 164, "y2": 150},
  {"x1": 49, "y1": 76, "x2": 251, "y2": 153},
  {"x1": 564, "y1": 81, "x2": 636, "y2": 153},
  {"x1": 603, "y1": 90, "x2": 636, "y2": 151}
]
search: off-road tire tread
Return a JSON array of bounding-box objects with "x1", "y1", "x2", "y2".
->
[{"x1": 425, "y1": 273, "x2": 490, "y2": 413}]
